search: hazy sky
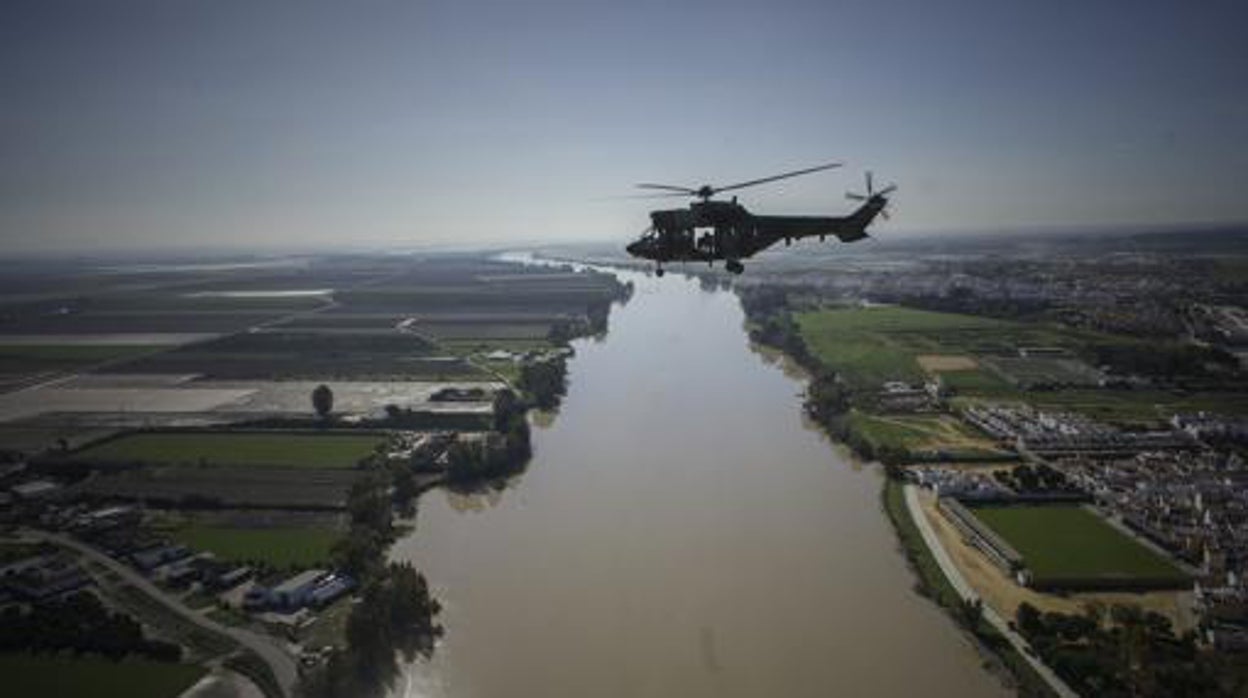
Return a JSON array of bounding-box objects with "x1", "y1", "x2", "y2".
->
[{"x1": 2, "y1": 0, "x2": 1246, "y2": 253}]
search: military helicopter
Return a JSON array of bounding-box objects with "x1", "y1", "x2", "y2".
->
[{"x1": 625, "y1": 163, "x2": 895, "y2": 275}]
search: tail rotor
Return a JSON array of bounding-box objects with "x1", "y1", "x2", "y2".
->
[{"x1": 846, "y1": 171, "x2": 897, "y2": 220}]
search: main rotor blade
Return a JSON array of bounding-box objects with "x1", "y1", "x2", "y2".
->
[
  {"x1": 866, "y1": 171, "x2": 874, "y2": 196},
  {"x1": 877, "y1": 184, "x2": 897, "y2": 196},
  {"x1": 618, "y1": 191, "x2": 695, "y2": 199},
  {"x1": 713, "y1": 162, "x2": 842, "y2": 194},
  {"x1": 846, "y1": 193, "x2": 867, "y2": 201},
  {"x1": 635, "y1": 183, "x2": 698, "y2": 194}
]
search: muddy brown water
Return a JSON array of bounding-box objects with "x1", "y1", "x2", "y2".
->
[{"x1": 391, "y1": 268, "x2": 1007, "y2": 698}]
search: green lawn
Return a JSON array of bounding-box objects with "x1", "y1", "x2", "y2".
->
[
  {"x1": 971, "y1": 505, "x2": 1189, "y2": 587},
  {"x1": 171, "y1": 524, "x2": 340, "y2": 568},
  {"x1": 73, "y1": 431, "x2": 385, "y2": 469},
  {"x1": 0, "y1": 654, "x2": 205, "y2": 698}
]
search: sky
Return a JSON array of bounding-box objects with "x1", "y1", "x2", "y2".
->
[{"x1": 2, "y1": 0, "x2": 1246, "y2": 254}]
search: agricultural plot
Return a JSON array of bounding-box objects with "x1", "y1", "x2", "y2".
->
[
  {"x1": 935, "y1": 368, "x2": 1018, "y2": 396},
  {"x1": 273, "y1": 314, "x2": 403, "y2": 330},
  {"x1": 970, "y1": 504, "x2": 1189, "y2": 590},
  {"x1": 103, "y1": 330, "x2": 486, "y2": 380},
  {"x1": 170, "y1": 522, "x2": 340, "y2": 569},
  {"x1": 0, "y1": 344, "x2": 159, "y2": 381},
  {"x1": 0, "y1": 386, "x2": 252, "y2": 423},
  {"x1": 338, "y1": 286, "x2": 616, "y2": 315},
  {"x1": 793, "y1": 307, "x2": 1142, "y2": 409},
  {"x1": 0, "y1": 654, "x2": 205, "y2": 698},
  {"x1": 0, "y1": 312, "x2": 288, "y2": 336},
  {"x1": 1017, "y1": 389, "x2": 1248, "y2": 426},
  {"x1": 795, "y1": 307, "x2": 1017, "y2": 390},
  {"x1": 0, "y1": 423, "x2": 115, "y2": 455},
  {"x1": 417, "y1": 321, "x2": 555, "y2": 341},
  {"x1": 848, "y1": 411, "x2": 1008, "y2": 459},
  {"x1": 77, "y1": 465, "x2": 361, "y2": 509},
  {"x1": 983, "y1": 356, "x2": 1103, "y2": 388},
  {"x1": 916, "y1": 354, "x2": 978, "y2": 372},
  {"x1": 71, "y1": 431, "x2": 385, "y2": 469}
]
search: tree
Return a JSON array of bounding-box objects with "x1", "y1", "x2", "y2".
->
[{"x1": 312, "y1": 384, "x2": 334, "y2": 419}]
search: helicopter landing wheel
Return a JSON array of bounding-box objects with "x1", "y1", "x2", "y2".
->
[
  {"x1": 725, "y1": 260, "x2": 744, "y2": 275},
  {"x1": 655, "y1": 266, "x2": 665, "y2": 278}
]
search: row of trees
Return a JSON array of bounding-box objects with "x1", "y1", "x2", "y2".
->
[
  {"x1": 740, "y1": 288, "x2": 902, "y2": 465},
  {"x1": 0, "y1": 590, "x2": 182, "y2": 663},
  {"x1": 306, "y1": 467, "x2": 443, "y2": 697},
  {"x1": 517, "y1": 357, "x2": 568, "y2": 411},
  {"x1": 444, "y1": 390, "x2": 532, "y2": 483}
]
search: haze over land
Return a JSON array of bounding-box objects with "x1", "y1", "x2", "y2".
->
[{"x1": 2, "y1": 0, "x2": 1247, "y2": 254}]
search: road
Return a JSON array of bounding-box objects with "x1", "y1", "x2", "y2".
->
[
  {"x1": 20, "y1": 530, "x2": 298, "y2": 697},
  {"x1": 902, "y1": 485, "x2": 1080, "y2": 698}
]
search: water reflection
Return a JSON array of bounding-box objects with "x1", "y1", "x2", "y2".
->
[{"x1": 441, "y1": 486, "x2": 508, "y2": 514}]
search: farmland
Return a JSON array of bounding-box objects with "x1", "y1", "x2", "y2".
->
[
  {"x1": 0, "y1": 343, "x2": 157, "y2": 371},
  {"x1": 76, "y1": 465, "x2": 362, "y2": 509},
  {"x1": 793, "y1": 305, "x2": 1247, "y2": 426},
  {"x1": 970, "y1": 504, "x2": 1189, "y2": 589},
  {"x1": 955, "y1": 388, "x2": 1248, "y2": 427},
  {"x1": 0, "y1": 344, "x2": 160, "y2": 390},
  {"x1": 0, "y1": 654, "x2": 205, "y2": 698},
  {"x1": 847, "y1": 411, "x2": 1009, "y2": 459},
  {"x1": 71, "y1": 431, "x2": 385, "y2": 469},
  {"x1": 794, "y1": 306, "x2": 1023, "y2": 390},
  {"x1": 170, "y1": 521, "x2": 340, "y2": 568},
  {"x1": 106, "y1": 330, "x2": 488, "y2": 381}
]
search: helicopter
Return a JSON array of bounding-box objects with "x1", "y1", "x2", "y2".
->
[{"x1": 624, "y1": 163, "x2": 895, "y2": 275}]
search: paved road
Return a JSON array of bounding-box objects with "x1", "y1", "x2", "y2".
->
[
  {"x1": 22, "y1": 531, "x2": 298, "y2": 697},
  {"x1": 903, "y1": 485, "x2": 1079, "y2": 698}
]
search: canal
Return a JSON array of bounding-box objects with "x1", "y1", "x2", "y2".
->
[{"x1": 390, "y1": 268, "x2": 1006, "y2": 698}]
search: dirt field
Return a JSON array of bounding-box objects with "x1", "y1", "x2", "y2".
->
[
  {"x1": 0, "y1": 386, "x2": 254, "y2": 422},
  {"x1": 916, "y1": 490, "x2": 1195, "y2": 632},
  {"x1": 917, "y1": 354, "x2": 979, "y2": 372}
]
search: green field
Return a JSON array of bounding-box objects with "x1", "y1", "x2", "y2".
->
[
  {"x1": 936, "y1": 367, "x2": 1018, "y2": 395},
  {"x1": 171, "y1": 523, "x2": 340, "y2": 568},
  {"x1": 795, "y1": 306, "x2": 1248, "y2": 424},
  {"x1": 0, "y1": 344, "x2": 156, "y2": 374},
  {"x1": 0, "y1": 654, "x2": 205, "y2": 698},
  {"x1": 971, "y1": 505, "x2": 1189, "y2": 588},
  {"x1": 794, "y1": 306, "x2": 1045, "y2": 390},
  {"x1": 73, "y1": 431, "x2": 385, "y2": 469}
]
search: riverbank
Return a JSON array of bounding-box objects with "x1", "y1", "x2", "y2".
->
[
  {"x1": 738, "y1": 291, "x2": 1067, "y2": 695},
  {"x1": 392, "y1": 264, "x2": 1006, "y2": 698},
  {"x1": 750, "y1": 318, "x2": 1066, "y2": 694}
]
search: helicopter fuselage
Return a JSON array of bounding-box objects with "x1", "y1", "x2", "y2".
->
[{"x1": 626, "y1": 196, "x2": 886, "y2": 273}]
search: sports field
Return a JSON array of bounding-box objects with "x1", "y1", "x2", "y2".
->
[
  {"x1": 171, "y1": 523, "x2": 340, "y2": 568},
  {"x1": 971, "y1": 504, "x2": 1189, "y2": 588},
  {"x1": 0, "y1": 654, "x2": 205, "y2": 698},
  {"x1": 73, "y1": 431, "x2": 385, "y2": 469}
]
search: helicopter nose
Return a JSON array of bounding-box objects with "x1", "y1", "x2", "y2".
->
[{"x1": 626, "y1": 240, "x2": 643, "y2": 257}]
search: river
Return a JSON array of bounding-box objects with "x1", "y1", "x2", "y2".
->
[{"x1": 390, "y1": 268, "x2": 1007, "y2": 698}]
